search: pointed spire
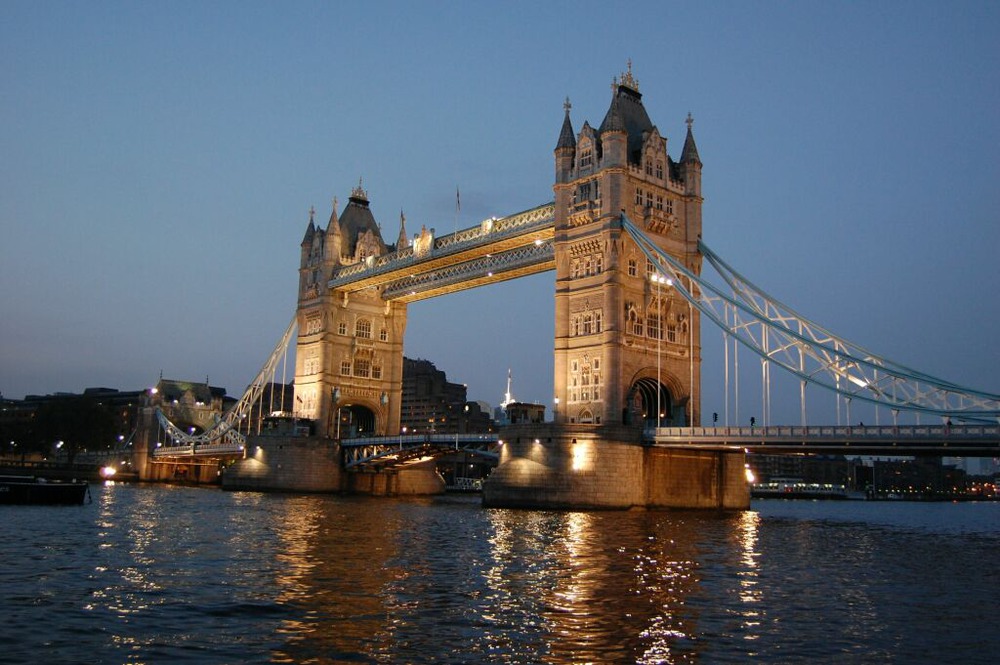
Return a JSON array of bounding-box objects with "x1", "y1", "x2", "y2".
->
[
  {"x1": 301, "y1": 206, "x2": 316, "y2": 245},
  {"x1": 601, "y1": 89, "x2": 626, "y2": 134},
  {"x1": 397, "y1": 209, "x2": 409, "y2": 248},
  {"x1": 680, "y1": 112, "x2": 701, "y2": 165},
  {"x1": 556, "y1": 96, "x2": 576, "y2": 150},
  {"x1": 500, "y1": 368, "x2": 515, "y2": 408},
  {"x1": 620, "y1": 58, "x2": 639, "y2": 92},
  {"x1": 326, "y1": 196, "x2": 340, "y2": 235}
]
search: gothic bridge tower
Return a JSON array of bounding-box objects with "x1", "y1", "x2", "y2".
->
[
  {"x1": 553, "y1": 64, "x2": 704, "y2": 428},
  {"x1": 294, "y1": 182, "x2": 408, "y2": 438}
]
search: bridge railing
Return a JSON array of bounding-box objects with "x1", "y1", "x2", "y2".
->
[
  {"x1": 151, "y1": 441, "x2": 246, "y2": 458},
  {"x1": 340, "y1": 433, "x2": 499, "y2": 448},
  {"x1": 650, "y1": 424, "x2": 1000, "y2": 440}
]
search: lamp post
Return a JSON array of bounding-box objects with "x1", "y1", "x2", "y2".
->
[
  {"x1": 650, "y1": 273, "x2": 671, "y2": 429},
  {"x1": 332, "y1": 387, "x2": 341, "y2": 440}
]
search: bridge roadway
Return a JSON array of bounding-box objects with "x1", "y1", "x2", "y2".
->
[
  {"x1": 649, "y1": 423, "x2": 1000, "y2": 456},
  {"x1": 147, "y1": 423, "x2": 1000, "y2": 466}
]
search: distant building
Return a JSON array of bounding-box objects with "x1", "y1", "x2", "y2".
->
[{"x1": 400, "y1": 357, "x2": 493, "y2": 434}]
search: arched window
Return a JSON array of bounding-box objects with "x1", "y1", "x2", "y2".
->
[
  {"x1": 579, "y1": 409, "x2": 594, "y2": 424},
  {"x1": 355, "y1": 319, "x2": 372, "y2": 339}
]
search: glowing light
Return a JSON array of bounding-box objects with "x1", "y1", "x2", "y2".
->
[
  {"x1": 572, "y1": 440, "x2": 591, "y2": 471},
  {"x1": 100, "y1": 466, "x2": 117, "y2": 479},
  {"x1": 744, "y1": 464, "x2": 756, "y2": 484}
]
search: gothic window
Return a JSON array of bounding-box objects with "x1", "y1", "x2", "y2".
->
[
  {"x1": 656, "y1": 162, "x2": 663, "y2": 179},
  {"x1": 341, "y1": 361, "x2": 351, "y2": 376},
  {"x1": 593, "y1": 358, "x2": 601, "y2": 371},
  {"x1": 372, "y1": 364, "x2": 382, "y2": 380},
  {"x1": 579, "y1": 409, "x2": 594, "y2": 424},
  {"x1": 665, "y1": 198, "x2": 674, "y2": 215},
  {"x1": 380, "y1": 328, "x2": 388, "y2": 342},
  {"x1": 635, "y1": 188, "x2": 643, "y2": 206},
  {"x1": 646, "y1": 259, "x2": 656, "y2": 276},
  {"x1": 645, "y1": 191, "x2": 653, "y2": 208},
  {"x1": 628, "y1": 259, "x2": 638, "y2": 277},
  {"x1": 579, "y1": 147, "x2": 593, "y2": 168},
  {"x1": 655, "y1": 195, "x2": 663, "y2": 211},
  {"x1": 632, "y1": 313, "x2": 643, "y2": 337},
  {"x1": 646, "y1": 160, "x2": 653, "y2": 176},
  {"x1": 338, "y1": 321, "x2": 348, "y2": 336},
  {"x1": 582, "y1": 313, "x2": 593, "y2": 335},
  {"x1": 666, "y1": 322, "x2": 678, "y2": 343},
  {"x1": 355, "y1": 319, "x2": 372, "y2": 339},
  {"x1": 571, "y1": 259, "x2": 580, "y2": 279},
  {"x1": 648, "y1": 311, "x2": 662, "y2": 340},
  {"x1": 594, "y1": 311, "x2": 602, "y2": 333},
  {"x1": 571, "y1": 360, "x2": 579, "y2": 373},
  {"x1": 354, "y1": 359, "x2": 371, "y2": 378},
  {"x1": 594, "y1": 254, "x2": 603, "y2": 274}
]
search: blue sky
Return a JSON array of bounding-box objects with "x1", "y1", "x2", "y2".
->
[{"x1": 2, "y1": 1, "x2": 998, "y2": 425}]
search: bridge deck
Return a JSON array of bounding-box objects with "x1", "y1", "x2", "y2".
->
[{"x1": 649, "y1": 424, "x2": 1000, "y2": 456}]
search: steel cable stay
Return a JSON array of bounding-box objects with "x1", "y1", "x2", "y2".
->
[
  {"x1": 620, "y1": 213, "x2": 1000, "y2": 420},
  {"x1": 155, "y1": 314, "x2": 299, "y2": 448}
]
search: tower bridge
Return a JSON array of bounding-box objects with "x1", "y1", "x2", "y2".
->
[{"x1": 147, "y1": 65, "x2": 1000, "y2": 508}]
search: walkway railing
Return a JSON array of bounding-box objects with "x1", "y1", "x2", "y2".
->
[
  {"x1": 341, "y1": 433, "x2": 500, "y2": 470},
  {"x1": 647, "y1": 424, "x2": 1000, "y2": 455}
]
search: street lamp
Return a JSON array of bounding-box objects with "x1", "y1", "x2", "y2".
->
[{"x1": 650, "y1": 273, "x2": 671, "y2": 429}]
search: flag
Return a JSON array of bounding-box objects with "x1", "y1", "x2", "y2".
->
[{"x1": 456, "y1": 186, "x2": 461, "y2": 213}]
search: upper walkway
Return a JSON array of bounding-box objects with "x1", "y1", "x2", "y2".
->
[{"x1": 327, "y1": 203, "x2": 554, "y2": 302}]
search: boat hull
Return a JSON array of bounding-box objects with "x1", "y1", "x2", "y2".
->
[{"x1": 0, "y1": 477, "x2": 90, "y2": 505}]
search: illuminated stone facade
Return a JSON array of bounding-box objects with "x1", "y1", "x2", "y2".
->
[
  {"x1": 552, "y1": 65, "x2": 704, "y2": 428},
  {"x1": 294, "y1": 183, "x2": 407, "y2": 437}
]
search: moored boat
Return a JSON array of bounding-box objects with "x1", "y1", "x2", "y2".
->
[
  {"x1": 751, "y1": 478, "x2": 859, "y2": 500},
  {"x1": 0, "y1": 475, "x2": 90, "y2": 505}
]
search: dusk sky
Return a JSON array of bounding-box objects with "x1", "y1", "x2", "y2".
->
[{"x1": 2, "y1": 2, "x2": 998, "y2": 425}]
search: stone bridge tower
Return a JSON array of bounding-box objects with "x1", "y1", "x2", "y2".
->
[
  {"x1": 552, "y1": 64, "x2": 704, "y2": 428},
  {"x1": 294, "y1": 182, "x2": 407, "y2": 438}
]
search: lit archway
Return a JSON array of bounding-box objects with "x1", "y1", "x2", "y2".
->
[
  {"x1": 624, "y1": 378, "x2": 674, "y2": 428},
  {"x1": 334, "y1": 404, "x2": 377, "y2": 439}
]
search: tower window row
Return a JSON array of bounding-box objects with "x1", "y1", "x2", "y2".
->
[
  {"x1": 340, "y1": 358, "x2": 383, "y2": 380},
  {"x1": 336, "y1": 318, "x2": 389, "y2": 342},
  {"x1": 571, "y1": 310, "x2": 603, "y2": 336},
  {"x1": 571, "y1": 253, "x2": 604, "y2": 279}
]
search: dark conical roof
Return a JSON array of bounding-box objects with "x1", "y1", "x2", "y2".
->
[
  {"x1": 556, "y1": 97, "x2": 576, "y2": 150},
  {"x1": 680, "y1": 113, "x2": 701, "y2": 165},
  {"x1": 339, "y1": 182, "x2": 387, "y2": 257},
  {"x1": 301, "y1": 207, "x2": 316, "y2": 246},
  {"x1": 598, "y1": 82, "x2": 654, "y2": 164}
]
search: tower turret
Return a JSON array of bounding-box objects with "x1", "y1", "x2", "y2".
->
[
  {"x1": 555, "y1": 97, "x2": 576, "y2": 184},
  {"x1": 396, "y1": 210, "x2": 409, "y2": 250},
  {"x1": 680, "y1": 112, "x2": 702, "y2": 199},
  {"x1": 325, "y1": 197, "x2": 342, "y2": 266}
]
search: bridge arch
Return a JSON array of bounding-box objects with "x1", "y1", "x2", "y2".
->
[
  {"x1": 334, "y1": 403, "x2": 381, "y2": 439},
  {"x1": 625, "y1": 370, "x2": 685, "y2": 428}
]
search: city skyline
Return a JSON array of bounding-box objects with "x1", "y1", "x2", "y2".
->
[{"x1": 3, "y1": 2, "x2": 998, "y2": 425}]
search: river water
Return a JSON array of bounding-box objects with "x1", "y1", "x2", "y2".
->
[{"x1": 1, "y1": 483, "x2": 997, "y2": 664}]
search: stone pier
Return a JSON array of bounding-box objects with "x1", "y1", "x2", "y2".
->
[
  {"x1": 221, "y1": 437, "x2": 445, "y2": 496},
  {"x1": 482, "y1": 424, "x2": 749, "y2": 510}
]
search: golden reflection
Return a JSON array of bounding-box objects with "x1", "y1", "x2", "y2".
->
[
  {"x1": 272, "y1": 497, "x2": 323, "y2": 605},
  {"x1": 736, "y1": 510, "x2": 763, "y2": 643}
]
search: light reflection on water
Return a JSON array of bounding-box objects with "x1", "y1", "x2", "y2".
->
[{"x1": 0, "y1": 484, "x2": 997, "y2": 664}]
